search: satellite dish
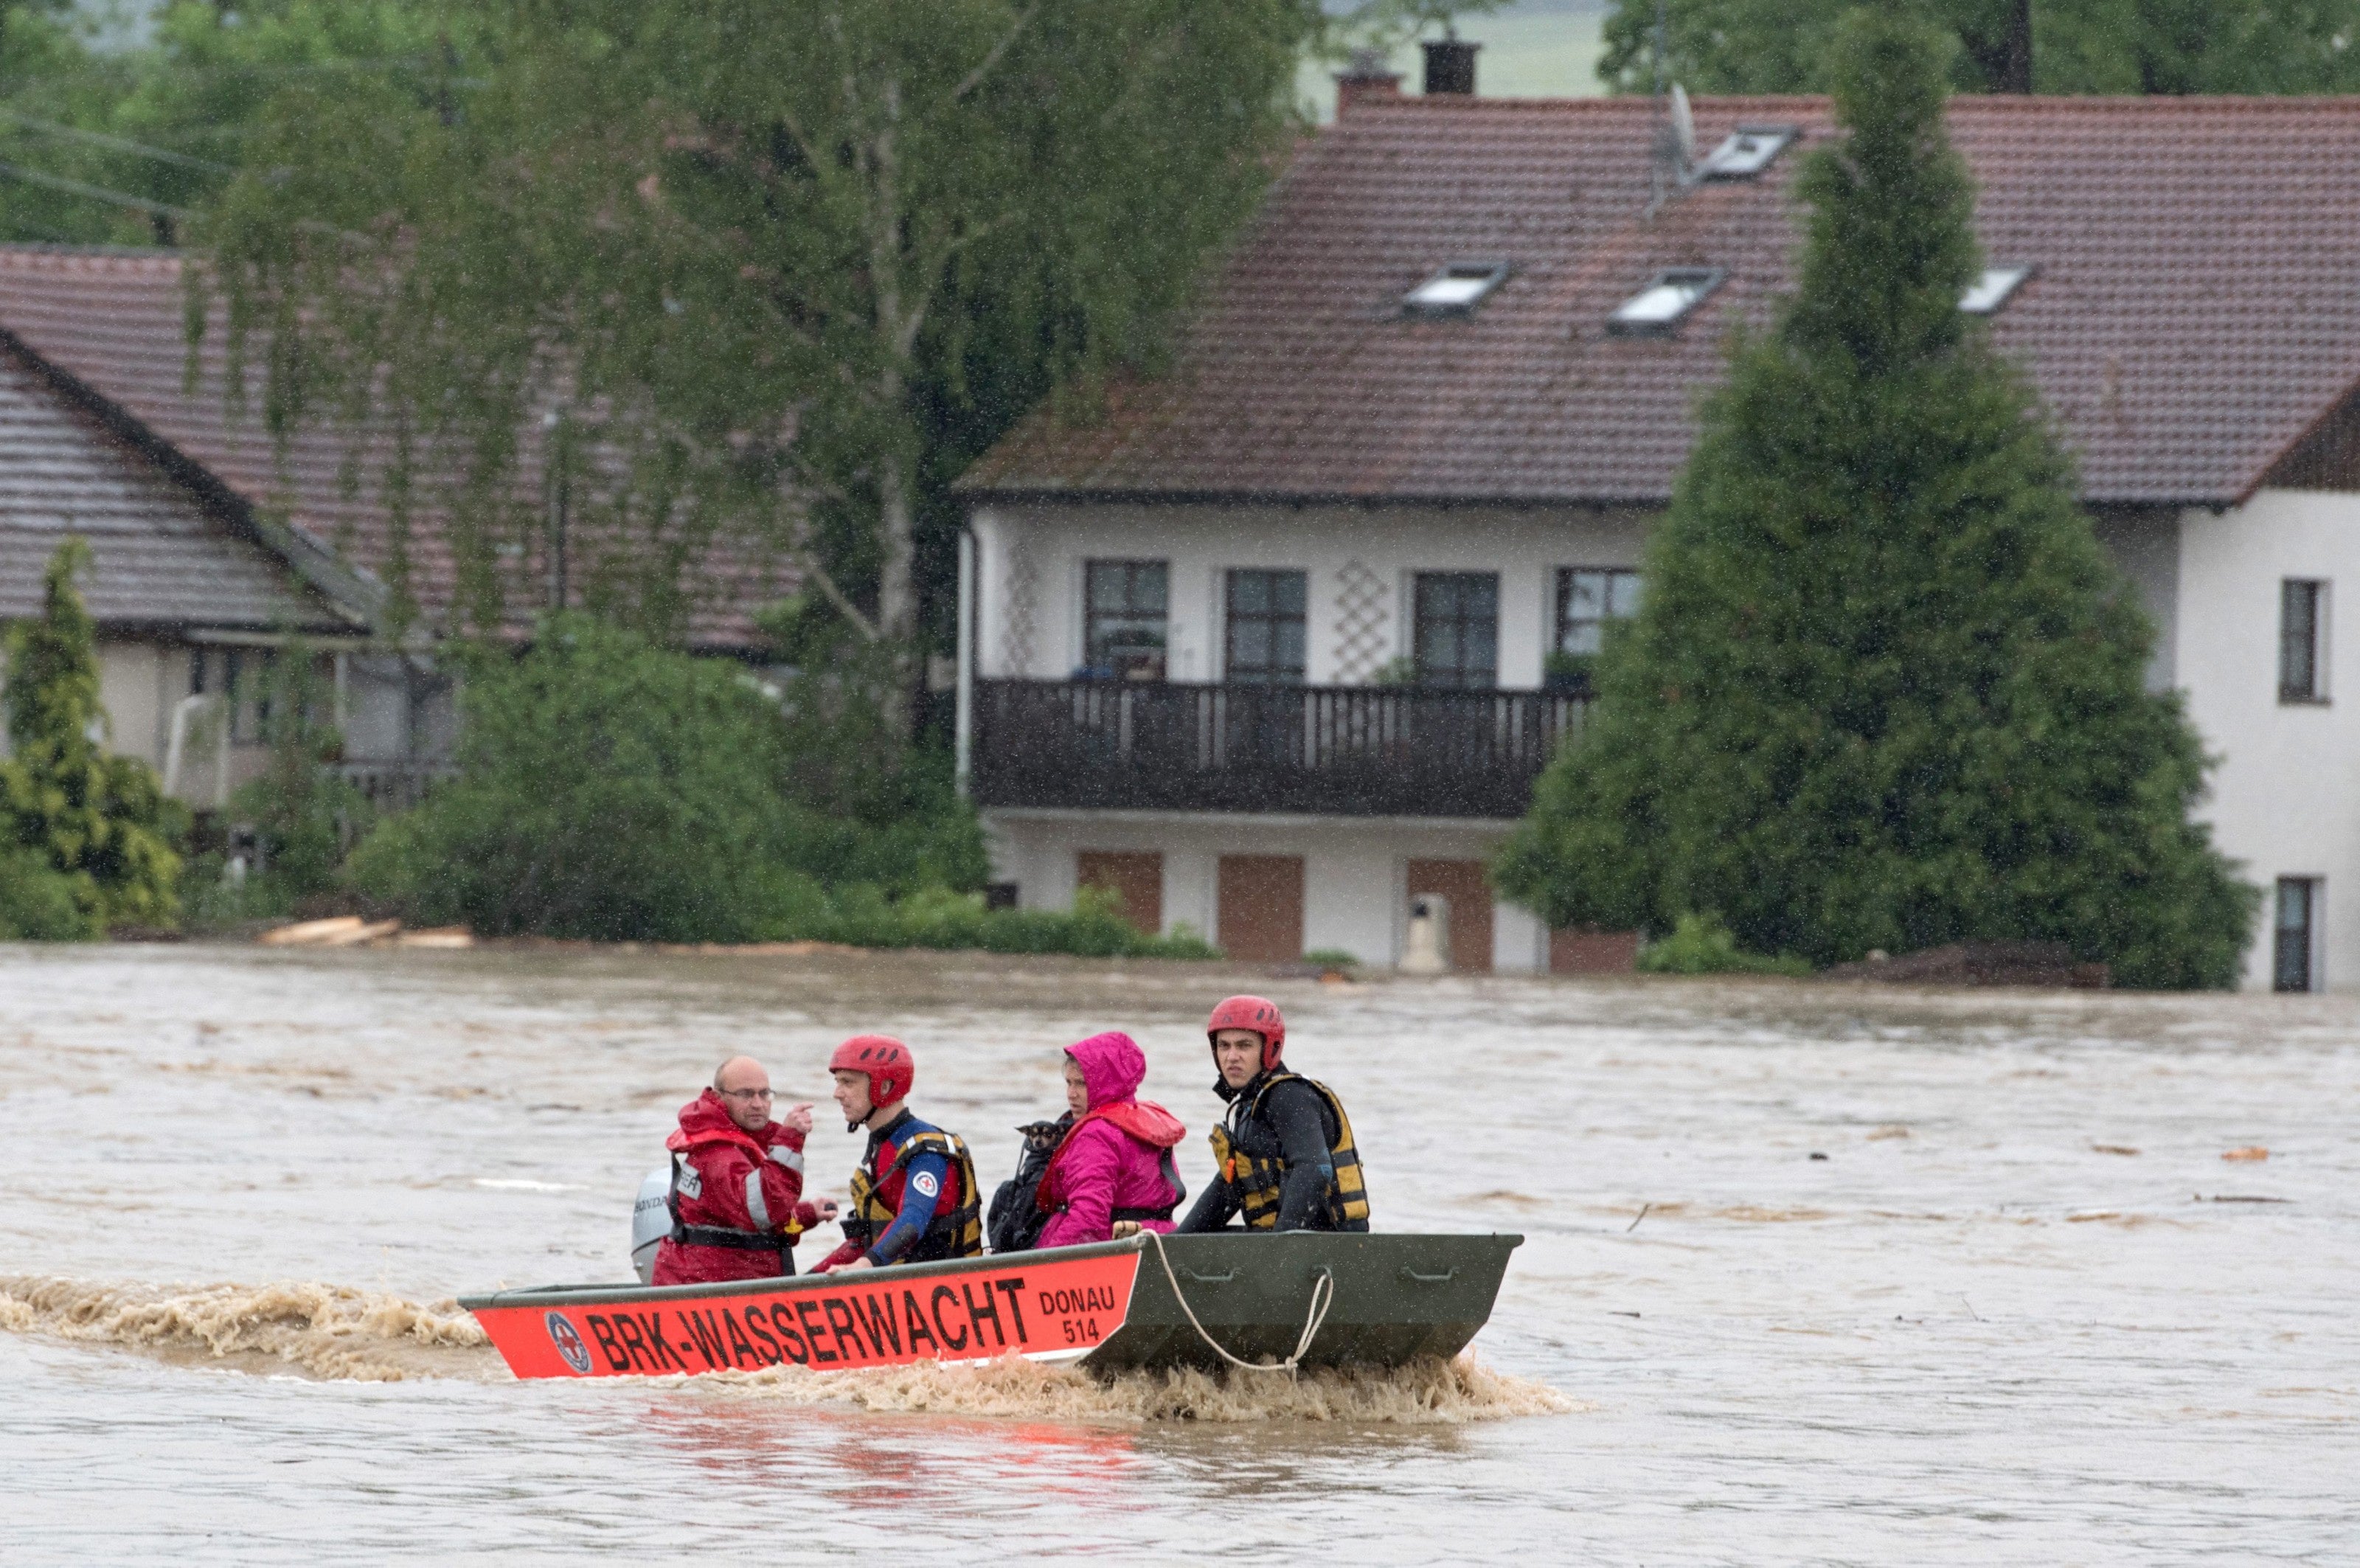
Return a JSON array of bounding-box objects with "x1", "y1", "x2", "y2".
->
[{"x1": 1670, "y1": 83, "x2": 1696, "y2": 175}]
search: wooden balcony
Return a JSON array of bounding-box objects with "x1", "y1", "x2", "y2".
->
[{"x1": 969, "y1": 679, "x2": 1589, "y2": 819}]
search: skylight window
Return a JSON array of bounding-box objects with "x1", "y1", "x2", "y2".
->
[
  {"x1": 1607, "y1": 268, "x2": 1724, "y2": 335},
  {"x1": 1960, "y1": 264, "x2": 2033, "y2": 315},
  {"x1": 1698, "y1": 125, "x2": 1797, "y2": 180},
  {"x1": 1403, "y1": 260, "x2": 1511, "y2": 317}
]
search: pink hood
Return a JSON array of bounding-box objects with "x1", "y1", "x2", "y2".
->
[
  {"x1": 1037, "y1": 1032, "x2": 1184, "y2": 1250},
  {"x1": 1067, "y1": 1030, "x2": 1147, "y2": 1109}
]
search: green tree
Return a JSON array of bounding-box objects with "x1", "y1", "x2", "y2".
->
[
  {"x1": 0, "y1": 2, "x2": 463, "y2": 246},
  {"x1": 1, "y1": 538, "x2": 184, "y2": 931},
  {"x1": 200, "y1": 0, "x2": 1318, "y2": 681},
  {"x1": 1497, "y1": 11, "x2": 2255, "y2": 988},
  {"x1": 344, "y1": 613, "x2": 986, "y2": 940},
  {"x1": 1600, "y1": 0, "x2": 2360, "y2": 96}
]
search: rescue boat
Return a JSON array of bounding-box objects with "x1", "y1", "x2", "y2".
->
[{"x1": 460, "y1": 1231, "x2": 1521, "y2": 1381}]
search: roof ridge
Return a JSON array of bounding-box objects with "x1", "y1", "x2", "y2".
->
[{"x1": 1358, "y1": 90, "x2": 2360, "y2": 112}]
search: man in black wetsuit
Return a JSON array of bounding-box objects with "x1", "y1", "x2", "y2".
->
[{"x1": 1175, "y1": 994, "x2": 1370, "y2": 1234}]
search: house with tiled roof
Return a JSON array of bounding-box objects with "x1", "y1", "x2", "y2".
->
[
  {"x1": 955, "y1": 57, "x2": 2360, "y2": 991},
  {"x1": 0, "y1": 245, "x2": 794, "y2": 811}
]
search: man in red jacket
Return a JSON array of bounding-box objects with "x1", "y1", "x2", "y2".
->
[{"x1": 651, "y1": 1055, "x2": 835, "y2": 1286}]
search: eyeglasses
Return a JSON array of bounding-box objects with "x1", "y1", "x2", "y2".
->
[{"x1": 718, "y1": 1087, "x2": 773, "y2": 1102}]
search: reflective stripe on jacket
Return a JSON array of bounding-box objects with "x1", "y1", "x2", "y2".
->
[{"x1": 650, "y1": 1089, "x2": 816, "y2": 1286}]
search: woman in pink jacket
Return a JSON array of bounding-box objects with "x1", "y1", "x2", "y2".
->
[{"x1": 1035, "y1": 1031, "x2": 1187, "y2": 1249}]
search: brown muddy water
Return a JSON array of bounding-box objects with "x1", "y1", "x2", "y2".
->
[{"x1": 1, "y1": 944, "x2": 2354, "y2": 1562}]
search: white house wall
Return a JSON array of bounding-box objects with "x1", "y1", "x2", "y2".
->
[
  {"x1": 986, "y1": 808, "x2": 1547, "y2": 971},
  {"x1": 971, "y1": 495, "x2": 2334, "y2": 986},
  {"x1": 971, "y1": 501, "x2": 1650, "y2": 685},
  {"x1": 2176, "y1": 489, "x2": 2360, "y2": 990}
]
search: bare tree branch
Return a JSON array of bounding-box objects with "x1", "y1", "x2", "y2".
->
[
  {"x1": 950, "y1": 4, "x2": 1037, "y2": 103},
  {"x1": 792, "y1": 548, "x2": 881, "y2": 642}
]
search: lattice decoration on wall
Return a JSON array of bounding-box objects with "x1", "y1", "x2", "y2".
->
[
  {"x1": 1332, "y1": 559, "x2": 1392, "y2": 684},
  {"x1": 999, "y1": 537, "x2": 1039, "y2": 676}
]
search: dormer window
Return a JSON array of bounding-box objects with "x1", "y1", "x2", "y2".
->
[
  {"x1": 1607, "y1": 268, "x2": 1724, "y2": 335},
  {"x1": 1698, "y1": 125, "x2": 1797, "y2": 179},
  {"x1": 1403, "y1": 260, "x2": 1510, "y2": 318},
  {"x1": 1960, "y1": 265, "x2": 2033, "y2": 315}
]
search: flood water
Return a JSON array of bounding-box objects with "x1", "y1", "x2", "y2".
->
[{"x1": 1, "y1": 943, "x2": 2354, "y2": 1563}]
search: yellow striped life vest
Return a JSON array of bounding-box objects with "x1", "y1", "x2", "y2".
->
[{"x1": 1207, "y1": 1072, "x2": 1369, "y2": 1230}]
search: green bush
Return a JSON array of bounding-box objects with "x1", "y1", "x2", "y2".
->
[
  {"x1": 232, "y1": 644, "x2": 369, "y2": 900},
  {"x1": 1496, "y1": 14, "x2": 2256, "y2": 990},
  {"x1": 0, "y1": 845, "x2": 99, "y2": 940},
  {"x1": 796, "y1": 884, "x2": 1218, "y2": 959},
  {"x1": 1, "y1": 538, "x2": 184, "y2": 932},
  {"x1": 346, "y1": 614, "x2": 1219, "y2": 958},
  {"x1": 348, "y1": 616, "x2": 827, "y2": 941},
  {"x1": 1637, "y1": 914, "x2": 1811, "y2": 977}
]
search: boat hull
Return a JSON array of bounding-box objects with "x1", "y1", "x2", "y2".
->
[{"x1": 460, "y1": 1232, "x2": 1520, "y2": 1381}]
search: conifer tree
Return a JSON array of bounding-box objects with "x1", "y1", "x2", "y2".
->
[
  {"x1": 1, "y1": 538, "x2": 183, "y2": 931},
  {"x1": 1496, "y1": 10, "x2": 2255, "y2": 988}
]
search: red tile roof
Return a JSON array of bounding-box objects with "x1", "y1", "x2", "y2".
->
[
  {"x1": 0, "y1": 247, "x2": 791, "y2": 649},
  {"x1": 962, "y1": 94, "x2": 2360, "y2": 509}
]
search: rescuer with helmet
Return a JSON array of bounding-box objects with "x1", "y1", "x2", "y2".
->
[
  {"x1": 1175, "y1": 996, "x2": 1370, "y2": 1234},
  {"x1": 813, "y1": 1035, "x2": 985, "y2": 1272},
  {"x1": 652, "y1": 1055, "x2": 836, "y2": 1286}
]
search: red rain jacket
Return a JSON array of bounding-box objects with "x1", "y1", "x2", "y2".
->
[{"x1": 651, "y1": 1090, "x2": 820, "y2": 1286}]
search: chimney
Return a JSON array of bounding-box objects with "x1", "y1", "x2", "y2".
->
[
  {"x1": 1335, "y1": 46, "x2": 1402, "y2": 117},
  {"x1": 1422, "y1": 37, "x2": 1480, "y2": 97}
]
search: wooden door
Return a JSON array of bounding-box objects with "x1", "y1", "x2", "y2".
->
[
  {"x1": 1406, "y1": 858, "x2": 1493, "y2": 973},
  {"x1": 1077, "y1": 850, "x2": 1163, "y2": 934},
  {"x1": 1217, "y1": 855, "x2": 1305, "y2": 962}
]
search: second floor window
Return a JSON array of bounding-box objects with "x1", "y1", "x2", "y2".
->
[
  {"x1": 1555, "y1": 567, "x2": 1641, "y2": 656},
  {"x1": 1226, "y1": 569, "x2": 1307, "y2": 684},
  {"x1": 1413, "y1": 572, "x2": 1498, "y2": 689},
  {"x1": 2281, "y1": 578, "x2": 2326, "y2": 703},
  {"x1": 1085, "y1": 559, "x2": 1168, "y2": 680}
]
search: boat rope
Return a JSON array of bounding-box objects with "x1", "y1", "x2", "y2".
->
[{"x1": 1141, "y1": 1229, "x2": 1334, "y2": 1378}]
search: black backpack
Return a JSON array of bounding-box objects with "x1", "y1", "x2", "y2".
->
[{"x1": 985, "y1": 1115, "x2": 1071, "y2": 1254}]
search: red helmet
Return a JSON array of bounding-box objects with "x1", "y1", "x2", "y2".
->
[
  {"x1": 1206, "y1": 995, "x2": 1285, "y2": 1072},
  {"x1": 828, "y1": 1035, "x2": 913, "y2": 1109}
]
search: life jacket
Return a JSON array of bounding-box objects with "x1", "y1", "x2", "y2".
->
[
  {"x1": 665, "y1": 1129, "x2": 807, "y2": 1273},
  {"x1": 1037, "y1": 1100, "x2": 1187, "y2": 1226},
  {"x1": 1207, "y1": 1072, "x2": 1370, "y2": 1232},
  {"x1": 841, "y1": 1118, "x2": 984, "y2": 1263}
]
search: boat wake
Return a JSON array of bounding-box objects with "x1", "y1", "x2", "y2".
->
[
  {"x1": 707, "y1": 1350, "x2": 1579, "y2": 1424},
  {"x1": 0, "y1": 1274, "x2": 1570, "y2": 1421},
  {"x1": 0, "y1": 1274, "x2": 496, "y2": 1383}
]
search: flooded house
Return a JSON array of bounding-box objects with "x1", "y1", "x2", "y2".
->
[
  {"x1": 954, "y1": 56, "x2": 2360, "y2": 991},
  {"x1": 0, "y1": 246, "x2": 787, "y2": 819}
]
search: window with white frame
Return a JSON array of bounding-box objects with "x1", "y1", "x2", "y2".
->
[{"x1": 2280, "y1": 578, "x2": 2328, "y2": 703}]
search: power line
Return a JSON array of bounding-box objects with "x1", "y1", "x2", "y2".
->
[
  {"x1": 0, "y1": 159, "x2": 192, "y2": 218},
  {"x1": 0, "y1": 108, "x2": 236, "y2": 174}
]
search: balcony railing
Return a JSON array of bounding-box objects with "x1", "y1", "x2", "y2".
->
[
  {"x1": 339, "y1": 760, "x2": 457, "y2": 812},
  {"x1": 969, "y1": 679, "x2": 1589, "y2": 819}
]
